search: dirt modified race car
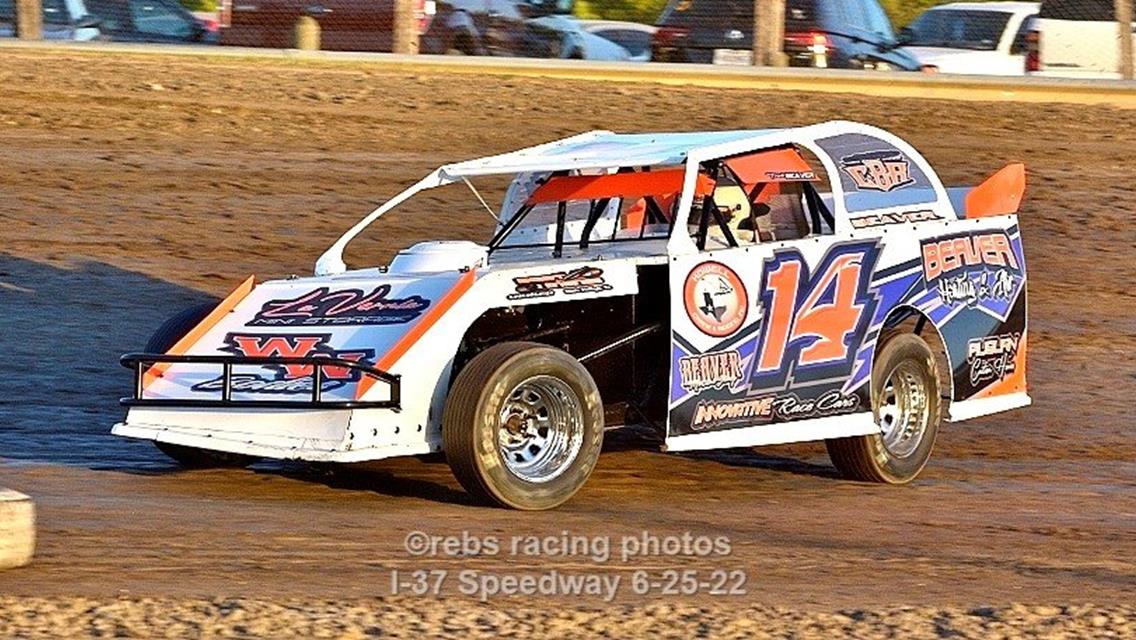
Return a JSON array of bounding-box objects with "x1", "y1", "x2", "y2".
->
[{"x1": 114, "y1": 121, "x2": 1030, "y2": 510}]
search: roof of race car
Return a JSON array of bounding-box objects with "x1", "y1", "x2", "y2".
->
[{"x1": 439, "y1": 129, "x2": 781, "y2": 178}]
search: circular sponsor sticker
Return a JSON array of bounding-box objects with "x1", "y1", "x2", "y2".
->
[{"x1": 683, "y1": 262, "x2": 748, "y2": 338}]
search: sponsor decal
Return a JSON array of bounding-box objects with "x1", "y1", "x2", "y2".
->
[
  {"x1": 688, "y1": 389, "x2": 860, "y2": 432},
  {"x1": 691, "y1": 396, "x2": 774, "y2": 431},
  {"x1": 683, "y1": 262, "x2": 748, "y2": 338},
  {"x1": 771, "y1": 390, "x2": 859, "y2": 421},
  {"x1": 849, "y1": 209, "x2": 941, "y2": 229},
  {"x1": 766, "y1": 170, "x2": 817, "y2": 181},
  {"x1": 967, "y1": 332, "x2": 1020, "y2": 386},
  {"x1": 679, "y1": 350, "x2": 744, "y2": 393},
  {"x1": 250, "y1": 286, "x2": 430, "y2": 327},
  {"x1": 840, "y1": 150, "x2": 916, "y2": 193},
  {"x1": 922, "y1": 231, "x2": 1019, "y2": 282},
  {"x1": 508, "y1": 266, "x2": 612, "y2": 301},
  {"x1": 921, "y1": 231, "x2": 1021, "y2": 307},
  {"x1": 191, "y1": 333, "x2": 374, "y2": 394},
  {"x1": 750, "y1": 241, "x2": 880, "y2": 392},
  {"x1": 936, "y1": 270, "x2": 1016, "y2": 307}
]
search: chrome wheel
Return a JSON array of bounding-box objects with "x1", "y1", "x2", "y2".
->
[
  {"x1": 877, "y1": 361, "x2": 931, "y2": 459},
  {"x1": 497, "y1": 375, "x2": 585, "y2": 483}
]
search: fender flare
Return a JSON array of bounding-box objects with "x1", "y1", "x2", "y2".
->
[{"x1": 878, "y1": 304, "x2": 955, "y2": 404}]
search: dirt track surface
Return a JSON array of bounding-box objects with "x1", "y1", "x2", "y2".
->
[
  {"x1": 2, "y1": 599, "x2": 1135, "y2": 640},
  {"x1": 1, "y1": 50, "x2": 1135, "y2": 628}
]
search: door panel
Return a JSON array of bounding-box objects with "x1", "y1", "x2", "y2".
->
[{"x1": 668, "y1": 239, "x2": 881, "y2": 439}]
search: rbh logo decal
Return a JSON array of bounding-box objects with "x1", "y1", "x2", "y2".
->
[
  {"x1": 191, "y1": 333, "x2": 375, "y2": 395},
  {"x1": 840, "y1": 151, "x2": 915, "y2": 193},
  {"x1": 749, "y1": 241, "x2": 880, "y2": 392}
]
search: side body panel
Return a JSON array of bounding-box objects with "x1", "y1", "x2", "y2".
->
[
  {"x1": 118, "y1": 259, "x2": 642, "y2": 460},
  {"x1": 666, "y1": 126, "x2": 1028, "y2": 452}
]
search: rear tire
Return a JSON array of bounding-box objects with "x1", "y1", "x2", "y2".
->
[
  {"x1": 144, "y1": 302, "x2": 258, "y2": 470},
  {"x1": 826, "y1": 333, "x2": 941, "y2": 484},
  {"x1": 443, "y1": 342, "x2": 604, "y2": 510}
]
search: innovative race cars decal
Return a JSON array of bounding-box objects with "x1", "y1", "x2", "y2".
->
[
  {"x1": 670, "y1": 224, "x2": 1028, "y2": 436},
  {"x1": 191, "y1": 333, "x2": 375, "y2": 395},
  {"x1": 250, "y1": 286, "x2": 430, "y2": 327}
]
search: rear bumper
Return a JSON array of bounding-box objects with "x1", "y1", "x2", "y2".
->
[{"x1": 947, "y1": 392, "x2": 1032, "y2": 422}]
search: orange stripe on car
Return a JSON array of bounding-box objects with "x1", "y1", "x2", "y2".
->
[
  {"x1": 143, "y1": 275, "x2": 256, "y2": 390},
  {"x1": 354, "y1": 270, "x2": 477, "y2": 401}
]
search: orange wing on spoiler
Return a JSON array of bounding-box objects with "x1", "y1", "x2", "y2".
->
[
  {"x1": 723, "y1": 147, "x2": 819, "y2": 188},
  {"x1": 965, "y1": 163, "x2": 1026, "y2": 219},
  {"x1": 525, "y1": 170, "x2": 716, "y2": 206}
]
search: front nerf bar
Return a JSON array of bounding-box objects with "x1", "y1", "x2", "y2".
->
[{"x1": 119, "y1": 353, "x2": 401, "y2": 410}]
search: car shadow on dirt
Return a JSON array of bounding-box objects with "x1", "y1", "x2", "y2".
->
[
  {"x1": 0, "y1": 254, "x2": 838, "y2": 500},
  {"x1": 0, "y1": 254, "x2": 216, "y2": 468},
  {"x1": 268, "y1": 460, "x2": 479, "y2": 506},
  {"x1": 603, "y1": 424, "x2": 840, "y2": 480}
]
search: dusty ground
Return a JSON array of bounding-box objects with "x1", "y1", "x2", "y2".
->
[{"x1": 0, "y1": 50, "x2": 1134, "y2": 635}]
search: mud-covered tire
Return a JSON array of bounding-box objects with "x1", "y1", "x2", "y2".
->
[
  {"x1": 826, "y1": 333, "x2": 941, "y2": 484},
  {"x1": 144, "y1": 302, "x2": 218, "y2": 353},
  {"x1": 145, "y1": 302, "x2": 258, "y2": 470},
  {"x1": 443, "y1": 342, "x2": 604, "y2": 510},
  {"x1": 154, "y1": 441, "x2": 256, "y2": 469}
]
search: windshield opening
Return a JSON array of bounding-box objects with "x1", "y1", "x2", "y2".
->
[
  {"x1": 904, "y1": 10, "x2": 1012, "y2": 51},
  {"x1": 490, "y1": 166, "x2": 704, "y2": 257}
]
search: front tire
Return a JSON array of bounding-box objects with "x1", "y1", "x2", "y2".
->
[
  {"x1": 145, "y1": 302, "x2": 258, "y2": 470},
  {"x1": 826, "y1": 333, "x2": 941, "y2": 484},
  {"x1": 155, "y1": 442, "x2": 255, "y2": 469},
  {"x1": 443, "y1": 342, "x2": 604, "y2": 510}
]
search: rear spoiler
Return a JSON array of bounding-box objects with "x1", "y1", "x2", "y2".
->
[{"x1": 946, "y1": 163, "x2": 1026, "y2": 219}]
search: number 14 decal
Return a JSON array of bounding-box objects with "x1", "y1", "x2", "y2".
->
[{"x1": 750, "y1": 241, "x2": 880, "y2": 391}]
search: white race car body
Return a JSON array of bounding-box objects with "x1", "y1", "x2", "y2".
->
[{"x1": 114, "y1": 121, "x2": 1030, "y2": 463}]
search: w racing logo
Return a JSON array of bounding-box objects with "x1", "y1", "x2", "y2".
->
[{"x1": 191, "y1": 333, "x2": 375, "y2": 395}]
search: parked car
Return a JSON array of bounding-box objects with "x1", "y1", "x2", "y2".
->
[
  {"x1": 577, "y1": 19, "x2": 656, "y2": 62},
  {"x1": 899, "y1": 2, "x2": 1039, "y2": 75},
  {"x1": 520, "y1": 15, "x2": 630, "y2": 59},
  {"x1": 0, "y1": 0, "x2": 100, "y2": 41},
  {"x1": 1027, "y1": 0, "x2": 1135, "y2": 78},
  {"x1": 86, "y1": 0, "x2": 217, "y2": 43},
  {"x1": 652, "y1": 0, "x2": 921, "y2": 71},
  {"x1": 420, "y1": 0, "x2": 583, "y2": 57},
  {"x1": 220, "y1": 0, "x2": 434, "y2": 50}
]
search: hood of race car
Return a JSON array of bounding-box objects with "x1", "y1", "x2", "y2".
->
[{"x1": 142, "y1": 270, "x2": 473, "y2": 404}]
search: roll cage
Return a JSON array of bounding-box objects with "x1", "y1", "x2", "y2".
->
[{"x1": 313, "y1": 122, "x2": 952, "y2": 276}]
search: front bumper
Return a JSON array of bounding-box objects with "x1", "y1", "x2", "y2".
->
[{"x1": 120, "y1": 352, "x2": 401, "y2": 410}]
